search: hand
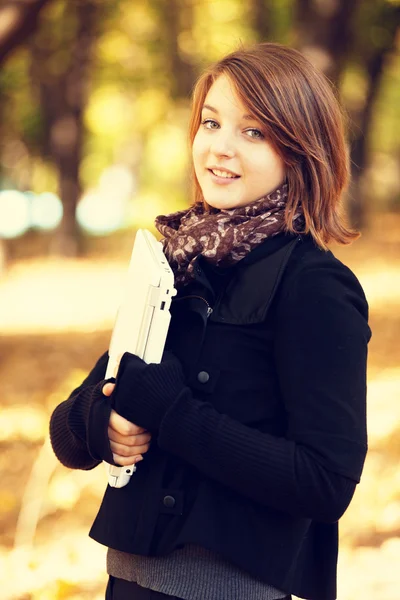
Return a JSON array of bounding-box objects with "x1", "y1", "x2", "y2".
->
[
  {"x1": 103, "y1": 382, "x2": 152, "y2": 466},
  {"x1": 110, "y1": 350, "x2": 186, "y2": 432}
]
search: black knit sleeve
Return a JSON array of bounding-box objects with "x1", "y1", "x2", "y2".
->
[
  {"x1": 273, "y1": 259, "x2": 370, "y2": 483},
  {"x1": 157, "y1": 258, "x2": 370, "y2": 523},
  {"x1": 49, "y1": 351, "x2": 114, "y2": 470}
]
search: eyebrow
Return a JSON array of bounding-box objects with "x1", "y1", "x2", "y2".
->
[{"x1": 202, "y1": 104, "x2": 257, "y2": 121}]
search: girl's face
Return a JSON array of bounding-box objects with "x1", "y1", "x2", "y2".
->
[{"x1": 192, "y1": 75, "x2": 286, "y2": 210}]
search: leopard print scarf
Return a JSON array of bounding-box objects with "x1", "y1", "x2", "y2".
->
[{"x1": 154, "y1": 183, "x2": 302, "y2": 289}]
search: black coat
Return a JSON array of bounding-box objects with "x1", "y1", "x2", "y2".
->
[{"x1": 50, "y1": 233, "x2": 371, "y2": 600}]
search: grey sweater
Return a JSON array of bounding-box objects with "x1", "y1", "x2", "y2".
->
[{"x1": 107, "y1": 544, "x2": 286, "y2": 600}]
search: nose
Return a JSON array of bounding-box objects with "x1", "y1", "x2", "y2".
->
[{"x1": 209, "y1": 130, "x2": 235, "y2": 158}]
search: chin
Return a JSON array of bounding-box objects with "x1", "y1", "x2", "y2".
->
[
  {"x1": 206, "y1": 201, "x2": 235, "y2": 211},
  {"x1": 203, "y1": 195, "x2": 243, "y2": 211}
]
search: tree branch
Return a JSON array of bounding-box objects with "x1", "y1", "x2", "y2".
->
[{"x1": 0, "y1": 0, "x2": 53, "y2": 64}]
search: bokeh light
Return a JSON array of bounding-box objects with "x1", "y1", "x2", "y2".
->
[
  {"x1": 0, "y1": 190, "x2": 30, "y2": 238},
  {"x1": 76, "y1": 190, "x2": 125, "y2": 234},
  {"x1": 31, "y1": 192, "x2": 63, "y2": 231},
  {"x1": 77, "y1": 165, "x2": 135, "y2": 234}
]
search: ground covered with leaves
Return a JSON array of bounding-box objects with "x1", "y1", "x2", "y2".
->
[{"x1": 0, "y1": 217, "x2": 399, "y2": 599}]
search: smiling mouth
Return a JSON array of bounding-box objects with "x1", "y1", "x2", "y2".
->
[{"x1": 208, "y1": 168, "x2": 240, "y2": 179}]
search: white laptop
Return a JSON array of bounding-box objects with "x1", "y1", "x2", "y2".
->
[{"x1": 105, "y1": 229, "x2": 176, "y2": 488}]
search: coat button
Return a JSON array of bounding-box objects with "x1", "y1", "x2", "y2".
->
[
  {"x1": 163, "y1": 495, "x2": 176, "y2": 508},
  {"x1": 197, "y1": 371, "x2": 210, "y2": 383}
]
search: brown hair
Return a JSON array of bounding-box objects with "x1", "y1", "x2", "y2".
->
[{"x1": 188, "y1": 42, "x2": 359, "y2": 248}]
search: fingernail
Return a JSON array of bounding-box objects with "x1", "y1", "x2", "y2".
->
[{"x1": 136, "y1": 455, "x2": 144, "y2": 462}]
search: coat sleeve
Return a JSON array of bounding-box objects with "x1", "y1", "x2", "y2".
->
[
  {"x1": 49, "y1": 351, "x2": 114, "y2": 470},
  {"x1": 156, "y1": 258, "x2": 371, "y2": 523}
]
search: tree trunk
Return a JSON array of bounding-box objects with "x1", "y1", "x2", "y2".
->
[
  {"x1": 29, "y1": 0, "x2": 99, "y2": 256},
  {"x1": 249, "y1": 0, "x2": 271, "y2": 42},
  {"x1": 0, "y1": 0, "x2": 53, "y2": 267},
  {"x1": 348, "y1": 6, "x2": 400, "y2": 228},
  {"x1": 295, "y1": 0, "x2": 360, "y2": 86},
  {"x1": 0, "y1": 0, "x2": 53, "y2": 64},
  {"x1": 155, "y1": 0, "x2": 195, "y2": 100}
]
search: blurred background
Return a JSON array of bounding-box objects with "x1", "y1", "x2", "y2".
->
[{"x1": 0, "y1": 0, "x2": 399, "y2": 598}]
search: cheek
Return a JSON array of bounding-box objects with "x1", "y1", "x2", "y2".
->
[
  {"x1": 194, "y1": 128, "x2": 210, "y2": 151},
  {"x1": 255, "y1": 148, "x2": 285, "y2": 178},
  {"x1": 268, "y1": 145, "x2": 285, "y2": 174},
  {"x1": 192, "y1": 134, "x2": 202, "y2": 169},
  {"x1": 273, "y1": 154, "x2": 286, "y2": 180},
  {"x1": 192, "y1": 133, "x2": 209, "y2": 176}
]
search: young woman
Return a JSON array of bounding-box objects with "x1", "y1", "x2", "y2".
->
[{"x1": 50, "y1": 43, "x2": 371, "y2": 600}]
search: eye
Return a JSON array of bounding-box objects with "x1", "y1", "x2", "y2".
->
[
  {"x1": 201, "y1": 118, "x2": 219, "y2": 130},
  {"x1": 245, "y1": 128, "x2": 264, "y2": 139}
]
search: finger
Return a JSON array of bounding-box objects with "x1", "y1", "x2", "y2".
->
[
  {"x1": 102, "y1": 382, "x2": 115, "y2": 397},
  {"x1": 109, "y1": 440, "x2": 151, "y2": 458},
  {"x1": 113, "y1": 453, "x2": 144, "y2": 467},
  {"x1": 108, "y1": 430, "x2": 152, "y2": 447},
  {"x1": 109, "y1": 410, "x2": 146, "y2": 435}
]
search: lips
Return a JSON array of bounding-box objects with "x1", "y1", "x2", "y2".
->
[
  {"x1": 207, "y1": 167, "x2": 240, "y2": 179},
  {"x1": 207, "y1": 169, "x2": 240, "y2": 186}
]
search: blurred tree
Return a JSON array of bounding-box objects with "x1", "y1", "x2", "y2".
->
[
  {"x1": 347, "y1": 1, "x2": 400, "y2": 228},
  {"x1": 294, "y1": 0, "x2": 360, "y2": 86},
  {"x1": 29, "y1": 0, "x2": 101, "y2": 256},
  {"x1": 249, "y1": 0, "x2": 272, "y2": 42},
  {"x1": 0, "y1": 0, "x2": 53, "y2": 268},
  {"x1": 0, "y1": 0, "x2": 53, "y2": 64},
  {"x1": 153, "y1": 0, "x2": 196, "y2": 100}
]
